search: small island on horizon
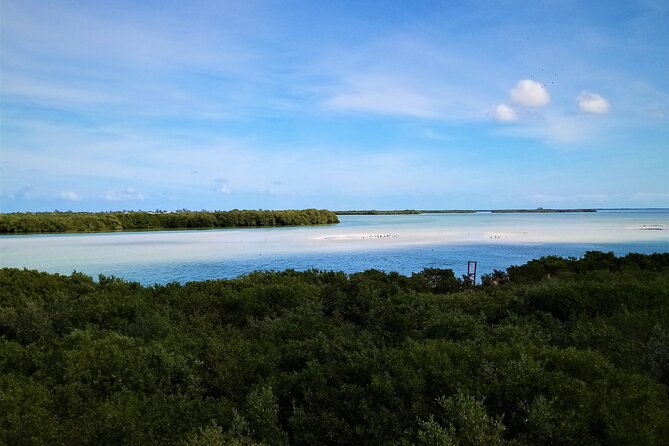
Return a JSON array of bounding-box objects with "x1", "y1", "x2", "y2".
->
[
  {"x1": 489, "y1": 208, "x2": 597, "y2": 213},
  {"x1": 335, "y1": 208, "x2": 597, "y2": 215}
]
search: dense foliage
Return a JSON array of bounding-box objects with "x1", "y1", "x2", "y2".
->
[
  {"x1": 0, "y1": 209, "x2": 339, "y2": 234},
  {"x1": 1, "y1": 252, "x2": 669, "y2": 445}
]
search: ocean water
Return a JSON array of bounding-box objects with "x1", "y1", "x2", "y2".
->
[{"x1": 1, "y1": 209, "x2": 667, "y2": 284}]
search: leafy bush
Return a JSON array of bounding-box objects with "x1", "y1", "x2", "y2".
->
[{"x1": 1, "y1": 252, "x2": 668, "y2": 444}]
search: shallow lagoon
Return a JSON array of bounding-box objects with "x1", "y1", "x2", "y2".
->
[{"x1": 1, "y1": 210, "x2": 667, "y2": 284}]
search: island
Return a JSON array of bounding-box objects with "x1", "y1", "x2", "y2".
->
[
  {"x1": 0, "y1": 209, "x2": 339, "y2": 234},
  {"x1": 335, "y1": 208, "x2": 596, "y2": 215},
  {"x1": 489, "y1": 208, "x2": 597, "y2": 213},
  {"x1": 335, "y1": 210, "x2": 476, "y2": 215}
]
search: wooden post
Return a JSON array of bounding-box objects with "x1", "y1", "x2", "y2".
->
[{"x1": 467, "y1": 261, "x2": 477, "y2": 285}]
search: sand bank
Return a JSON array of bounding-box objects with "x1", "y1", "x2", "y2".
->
[
  {"x1": 315, "y1": 233, "x2": 396, "y2": 240},
  {"x1": 312, "y1": 225, "x2": 668, "y2": 246}
]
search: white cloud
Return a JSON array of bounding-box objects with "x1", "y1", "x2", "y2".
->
[
  {"x1": 321, "y1": 66, "x2": 490, "y2": 121},
  {"x1": 325, "y1": 87, "x2": 440, "y2": 118},
  {"x1": 495, "y1": 113, "x2": 600, "y2": 144},
  {"x1": 493, "y1": 103, "x2": 517, "y2": 121},
  {"x1": 56, "y1": 191, "x2": 81, "y2": 201},
  {"x1": 102, "y1": 188, "x2": 145, "y2": 201},
  {"x1": 16, "y1": 185, "x2": 36, "y2": 199},
  {"x1": 213, "y1": 178, "x2": 232, "y2": 194},
  {"x1": 510, "y1": 79, "x2": 550, "y2": 107},
  {"x1": 216, "y1": 184, "x2": 232, "y2": 194},
  {"x1": 578, "y1": 91, "x2": 610, "y2": 113}
]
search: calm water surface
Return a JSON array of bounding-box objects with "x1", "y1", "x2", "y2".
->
[{"x1": 1, "y1": 210, "x2": 667, "y2": 284}]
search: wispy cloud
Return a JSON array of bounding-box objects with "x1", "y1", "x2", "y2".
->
[
  {"x1": 213, "y1": 178, "x2": 232, "y2": 195},
  {"x1": 3, "y1": 185, "x2": 37, "y2": 200},
  {"x1": 0, "y1": 1, "x2": 277, "y2": 121},
  {"x1": 647, "y1": 107, "x2": 666, "y2": 120},
  {"x1": 2, "y1": 0, "x2": 668, "y2": 210},
  {"x1": 3, "y1": 76, "x2": 122, "y2": 106},
  {"x1": 324, "y1": 84, "x2": 440, "y2": 118},
  {"x1": 316, "y1": 35, "x2": 501, "y2": 121},
  {"x1": 102, "y1": 189, "x2": 146, "y2": 201},
  {"x1": 496, "y1": 113, "x2": 602, "y2": 145},
  {"x1": 56, "y1": 191, "x2": 81, "y2": 201}
]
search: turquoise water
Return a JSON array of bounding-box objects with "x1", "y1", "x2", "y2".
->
[{"x1": 1, "y1": 210, "x2": 667, "y2": 284}]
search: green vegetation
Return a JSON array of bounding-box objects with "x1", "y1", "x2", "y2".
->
[
  {"x1": 0, "y1": 209, "x2": 339, "y2": 234},
  {"x1": 2, "y1": 252, "x2": 669, "y2": 445}
]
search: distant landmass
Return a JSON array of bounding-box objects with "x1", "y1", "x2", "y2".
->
[
  {"x1": 489, "y1": 208, "x2": 597, "y2": 213},
  {"x1": 0, "y1": 209, "x2": 339, "y2": 234},
  {"x1": 0, "y1": 208, "x2": 601, "y2": 234},
  {"x1": 335, "y1": 210, "x2": 474, "y2": 215},
  {"x1": 336, "y1": 208, "x2": 597, "y2": 215}
]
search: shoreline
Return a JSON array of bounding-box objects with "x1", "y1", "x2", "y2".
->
[{"x1": 2, "y1": 212, "x2": 667, "y2": 282}]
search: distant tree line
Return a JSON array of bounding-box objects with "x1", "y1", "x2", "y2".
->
[
  {"x1": 490, "y1": 208, "x2": 597, "y2": 213},
  {"x1": 335, "y1": 209, "x2": 596, "y2": 215},
  {"x1": 335, "y1": 210, "x2": 423, "y2": 215},
  {"x1": 335, "y1": 210, "x2": 476, "y2": 215},
  {"x1": 0, "y1": 209, "x2": 339, "y2": 234},
  {"x1": 1, "y1": 251, "x2": 668, "y2": 445}
]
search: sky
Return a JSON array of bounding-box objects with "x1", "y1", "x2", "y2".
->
[{"x1": 1, "y1": 0, "x2": 668, "y2": 212}]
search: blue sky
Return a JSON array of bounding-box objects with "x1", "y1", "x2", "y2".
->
[{"x1": 1, "y1": 0, "x2": 668, "y2": 211}]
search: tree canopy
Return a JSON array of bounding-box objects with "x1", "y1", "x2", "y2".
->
[
  {"x1": 0, "y1": 209, "x2": 339, "y2": 234},
  {"x1": 1, "y1": 251, "x2": 668, "y2": 445}
]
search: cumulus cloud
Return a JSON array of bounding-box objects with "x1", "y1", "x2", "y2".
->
[
  {"x1": 102, "y1": 188, "x2": 145, "y2": 201},
  {"x1": 510, "y1": 79, "x2": 550, "y2": 107},
  {"x1": 578, "y1": 91, "x2": 610, "y2": 113},
  {"x1": 56, "y1": 191, "x2": 81, "y2": 201},
  {"x1": 493, "y1": 103, "x2": 517, "y2": 121}
]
